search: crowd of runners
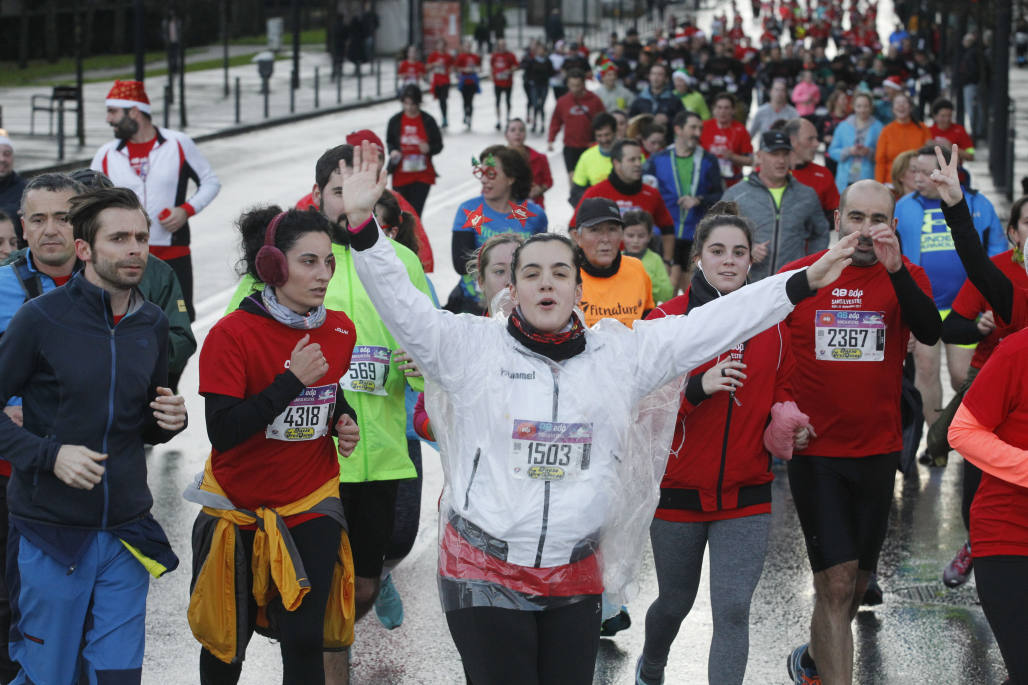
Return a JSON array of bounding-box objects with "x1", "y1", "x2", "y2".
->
[{"x1": 0, "y1": 0, "x2": 1024, "y2": 683}]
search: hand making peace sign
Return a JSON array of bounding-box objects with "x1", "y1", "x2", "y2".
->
[{"x1": 929, "y1": 143, "x2": 964, "y2": 207}]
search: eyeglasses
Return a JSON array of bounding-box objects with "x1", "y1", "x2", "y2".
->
[{"x1": 473, "y1": 165, "x2": 497, "y2": 180}]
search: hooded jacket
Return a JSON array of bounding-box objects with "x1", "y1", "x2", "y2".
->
[{"x1": 642, "y1": 145, "x2": 724, "y2": 241}]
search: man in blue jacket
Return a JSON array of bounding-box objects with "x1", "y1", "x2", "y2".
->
[
  {"x1": 897, "y1": 144, "x2": 1005, "y2": 450},
  {"x1": 628, "y1": 63, "x2": 685, "y2": 143},
  {"x1": 0, "y1": 186, "x2": 186, "y2": 685},
  {"x1": 643, "y1": 109, "x2": 723, "y2": 291}
]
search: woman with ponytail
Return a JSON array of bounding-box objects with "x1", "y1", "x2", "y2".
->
[{"x1": 187, "y1": 207, "x2": 360, "y2": 684}]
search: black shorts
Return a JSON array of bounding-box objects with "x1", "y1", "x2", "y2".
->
[
  {"x1": 787, "y1": 452, "x2": 898, "y2": 573},
  {"x1": 673, "y1": 238, "x2": 694, "y2": 268},
  {"x1": 338, "y1": 480, "x2": 400, "y2": 578},
  {"x1": 563, "y1": 146, "x2": 588, "y2": 173}
]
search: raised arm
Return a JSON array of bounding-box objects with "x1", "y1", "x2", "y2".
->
[
  {"x1": 342, "y1": 142, "x2": 481, "y2": 390},
  {"x1": 631, "y1": 233, "x2": 858, "y2": 396}
]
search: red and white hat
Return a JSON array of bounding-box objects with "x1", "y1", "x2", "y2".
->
[
  {"x1": 346, "y1": 129, "x2": 384, "y2": 151},
  {"x1": 883, "y1": 76, "x2": 904, "y2": 91},
  {"x1": 105, "y1": 80, "x2": 151, "y2": 114}
]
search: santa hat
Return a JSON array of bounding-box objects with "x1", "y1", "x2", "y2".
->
[
  {"x1": 105, "y1": 80, "x2": 151, "y2": 113},
  {"x1": 0, "y1": 129, "x2": 12, "y2": 151},
  {"x1": 346, "y1": 129, "x2": 384, "y2": 151},
  {"x1": 883, "y1": 76, "x2": 904, "y2": 91}
]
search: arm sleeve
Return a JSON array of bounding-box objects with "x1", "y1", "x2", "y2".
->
[
  {"x1": 386, "y1": 115, "x2": 401, "y2": 154},
  {"x1": 451, "y1": 230, "x2": 478, "y2": 276},
  {"x1": 204, "y1": 372, "x2": 306, "y2": 453},
  {"x1": 874, "y1": 130, "x2": 890, "y2": 182},
  {"x1": 157, "y1": 266, "x2": 197, "y2": 378},
  {"x1": 425, "y1": 114, "x2": 444, "y2": 156},
  {"x1": 141, "y1": 316, "x2": 181, "y2": 445},
  {"x1": 654, "y1": 197, "x2": 675, "y2": 235},
  {"x1": 942, "y1": 198, "x2": 1014, "y2": 323},
  {"x1": 547, "y1": 102, "x2": 563, "y2": 143},
  {"x1": 941, "y1": 310, "x2": 986, "y2": 345},
  {"x1": 949, "y1": 403, "x2": 1028, "y2": 488},
  {"x1": 981, "y1": 197, "x2": 1008, "y2": 258},
  {"x1": 179, "y1": 135, "x2": 221, "y2": 215},
  {"x1": 889, "y1": 265, "x2": 942, "y2": 345},
  {"x1": 0, "y1": 306, "x2": 61, "y2": 471},
  {"x1": 413, "y1": 392, "x2": 434, "y2": 441},
  {"x1": 628, "y1": 269, "x2": 812, "y2": 399}
]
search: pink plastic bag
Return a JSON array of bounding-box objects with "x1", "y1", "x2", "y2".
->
[{"x1": 762, "y1": 401, "x2": 815, "y2": 461}]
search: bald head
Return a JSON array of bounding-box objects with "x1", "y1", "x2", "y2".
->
[
  {"x1": 839, "y1": 180, "x2": 895, "y2": 219},
  {"x1": 837, "y1": 180, "x2": 897, "y2": 267}
]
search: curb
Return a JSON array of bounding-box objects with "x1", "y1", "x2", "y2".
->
[{"x1": 22, "y1": 91, "x2": 397, "y2": 177}]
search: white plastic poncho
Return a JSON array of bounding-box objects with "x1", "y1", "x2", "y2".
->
[{"x1": 352, "y1": 223, "x2": 803, "y2": 611}]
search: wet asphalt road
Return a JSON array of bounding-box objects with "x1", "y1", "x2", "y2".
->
[{"x1": 137, "y1": 5, "x2": 1010, "y2": 683}]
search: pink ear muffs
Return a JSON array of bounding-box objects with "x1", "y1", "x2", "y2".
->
[{"x1": 255, "y1": 212, "x2": 289, "y2": 287}]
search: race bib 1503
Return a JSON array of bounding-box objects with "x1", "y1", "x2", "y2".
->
[
  {"x1": 510, "y1": 420, "x2": 593, "y2": 482},
  {"x1": 266, "y1": 383, "x2": 336, "y2": 441},
  {"x1": 815, "y1": 310, "x2": 886, "y2": 361}
]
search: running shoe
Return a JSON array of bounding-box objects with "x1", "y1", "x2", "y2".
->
[
  {"x1": 374, "y1": 574, "x2": 404, "y2": 629},
  {"x1": 599, "y1": 606, "x2": 631, "y2": 637},
  {"x1": 635, "y1": 656, "x2": 664, "y2": 685},
  {"x1": 943, "y1": 540, "x2": 974, "y2": 587},
  {"x1": 787, "y1": 644, "x2": 822, "y2": 684},
  {"x1": 862, "y1": 572, "x2": 884, "y2": 606},
  {"x1": 918, "y1": 450, "x2": 948, "y2": 467}
]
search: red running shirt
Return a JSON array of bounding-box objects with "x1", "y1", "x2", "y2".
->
[
  {"x1": 950, "y1": 250, "x2": 1028, "y2": 369},
  {"x1": 199, "y1": 308, "x2": 356, "y2": 510},
  {"x1": 490, "y1": 51, "x2": 518, "y2": 87},
  {"x1": 700, "y1": 119, "x2": 753, "y2": 187},
  {"x1": 791, "y1": 162, "x2": 840, "y2": 212},
  {"x1": 780, "y1": 253, "x2": 933, "y2": 457},
  {"x1": 126, "y1": 137, "x2": 158, "y2": 179},
  {"x1": 930, "y1": 123, "x2": 974, "y2": 151},
  {"x1": 398, "y1": 60, "x2": 426, "y2": 86},
  {"x1": 572, "y1": 179, "x2": 674, "y2": 233},
  {"x1": 426, "y1": 51, "x2": 454, "y2": 89},
  {"x1": 393, "y1": 113, "x2": 436, "y2": 187},
  {"x1": 961, "y1": 328, "x2": 1028, "y2": 557},
  {"x1": 454, "y1": 52, "x2": 481, "y2": 73}
]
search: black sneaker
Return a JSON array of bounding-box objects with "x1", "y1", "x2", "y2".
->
[
  {"x1": 862, "y1": 573, "x2": 883, "y2": 606},
  {"x1": 599, "y1": 606, "x2": 631, "y2": 637}
]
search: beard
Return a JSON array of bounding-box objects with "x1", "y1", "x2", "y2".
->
[
  {"x1": 849, "y1": 238, "x2": 878, "y2": 267},
  {"x1": 114, "y1": 115, "x2": 139, "y2": 141},
  {"x1": 93, "y1": 255, "x2": 146, "y2": 288}
]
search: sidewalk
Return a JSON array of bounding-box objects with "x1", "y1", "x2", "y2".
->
[{"x1": 1, "y1": 11, "x2": 557, "y2": 174}]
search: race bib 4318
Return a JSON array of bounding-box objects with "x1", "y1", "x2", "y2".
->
[{"x1": 266, "y1": 383, "x2": 337, "y2": 441}]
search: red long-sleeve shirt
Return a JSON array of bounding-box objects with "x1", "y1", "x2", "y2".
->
[{"x1": 547, "y1": 90, "x2": 606, "y2": 148}]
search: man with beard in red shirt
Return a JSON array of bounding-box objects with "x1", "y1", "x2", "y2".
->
[{"x1": 780, "y1": 179, "x2": 940, "y2": 685}]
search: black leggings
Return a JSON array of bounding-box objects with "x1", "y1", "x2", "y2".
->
[
  {"x1": 395, "y1": 182, "x2": 432, "y2": 218},
  {"x1": 434, "y1": 84, "x2": 450, "y2": 122},
  {"x1": 976, "y1": 555, "x2": 1028, "y2": 684},
  {"x1": 384, "y1": 439, "x2": 423, "y2": 563},
  {"x1": 446, "y1": 596, "x2": 601, "y2": 685},
  {"x1": 199, "y1": 516, "x2": 342, "y2": 685},
  {"x1": 460, "y1": 82, "x2": 477, "y2": 120},
  {"x1": 495, "y1": 85, "x2": 512, "y2": 115}
]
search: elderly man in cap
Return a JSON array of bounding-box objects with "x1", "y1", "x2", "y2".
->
[
  {"x1": 0, "y1": 131, "x2": 26, "y2": 234},
  {"x1": 91, "y1": 80, "x2": 220, "y2": 321},
  {"x1": 722, "y1": 130, "x2": 830, "y2": 280}
]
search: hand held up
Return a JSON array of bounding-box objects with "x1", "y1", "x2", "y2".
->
[{"x1": 289, "y1": 334, "x2": 329, "y2": 386}]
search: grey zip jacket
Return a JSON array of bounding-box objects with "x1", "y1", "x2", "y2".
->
[{"x1": 722, "y1": 172, "x2": 830, "y2": 280}]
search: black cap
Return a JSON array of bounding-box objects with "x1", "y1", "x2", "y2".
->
[
  {"x1": 576, "y1": 198, "x2": 624, "y2": 228},
  {"x1": 760, "y1": 130, "x2": 792, "y2": 152}
]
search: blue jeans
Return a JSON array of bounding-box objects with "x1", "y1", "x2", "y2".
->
[
  {"x1": 9, "y1": 531, "x2": 149, "y2": 685},
  {"x1": 962, "y1": 83, "x2": 981, "y2": 138}
]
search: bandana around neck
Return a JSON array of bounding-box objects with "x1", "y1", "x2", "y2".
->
[
  {"x1": 506, "y1": 306, "x2": 587, "y2": 362},
  {"x1": 258, "y1": 287, "x2": 327, "y2": 330}
]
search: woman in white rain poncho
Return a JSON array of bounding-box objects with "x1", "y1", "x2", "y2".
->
[{"x1": 337, "y1": 140, "x2": 858, "y2": 685}]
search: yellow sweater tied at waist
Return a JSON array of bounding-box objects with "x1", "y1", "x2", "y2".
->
[{"x1": 184, "y1": 459, "x2": 355, "y2": 664}]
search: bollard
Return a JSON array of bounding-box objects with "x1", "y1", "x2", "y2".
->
[
  {"x1": 0, "y1": 105, "x2": 4, "y2": 128},
  {"x1": 290, "y1": 75, "x2": 295, "y2": 114},
  {"x1": 264, "y1": 85, "x2": 270, "y2": 119},
  {"x1": 358, "y1": 67, "x2": 362, "y2": 100},
  {"x1": 376, "y1": 58, "x2": 381, "y2": 97},
  {"x1": 315, "y1": 66, "x2": 320, "y2": 108},
  {"x1": 56, "y1": 100, "x2": 65, "y2": 161},
  {"x1": 234, "y1": 77, "x2": 241, "y2": 124},
  {"x1": 164, "y1": 85, "x2": 171, "y2": 129},
  {"x1": 337, "y1": 69, "x2": 342, "y2": 104}
]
